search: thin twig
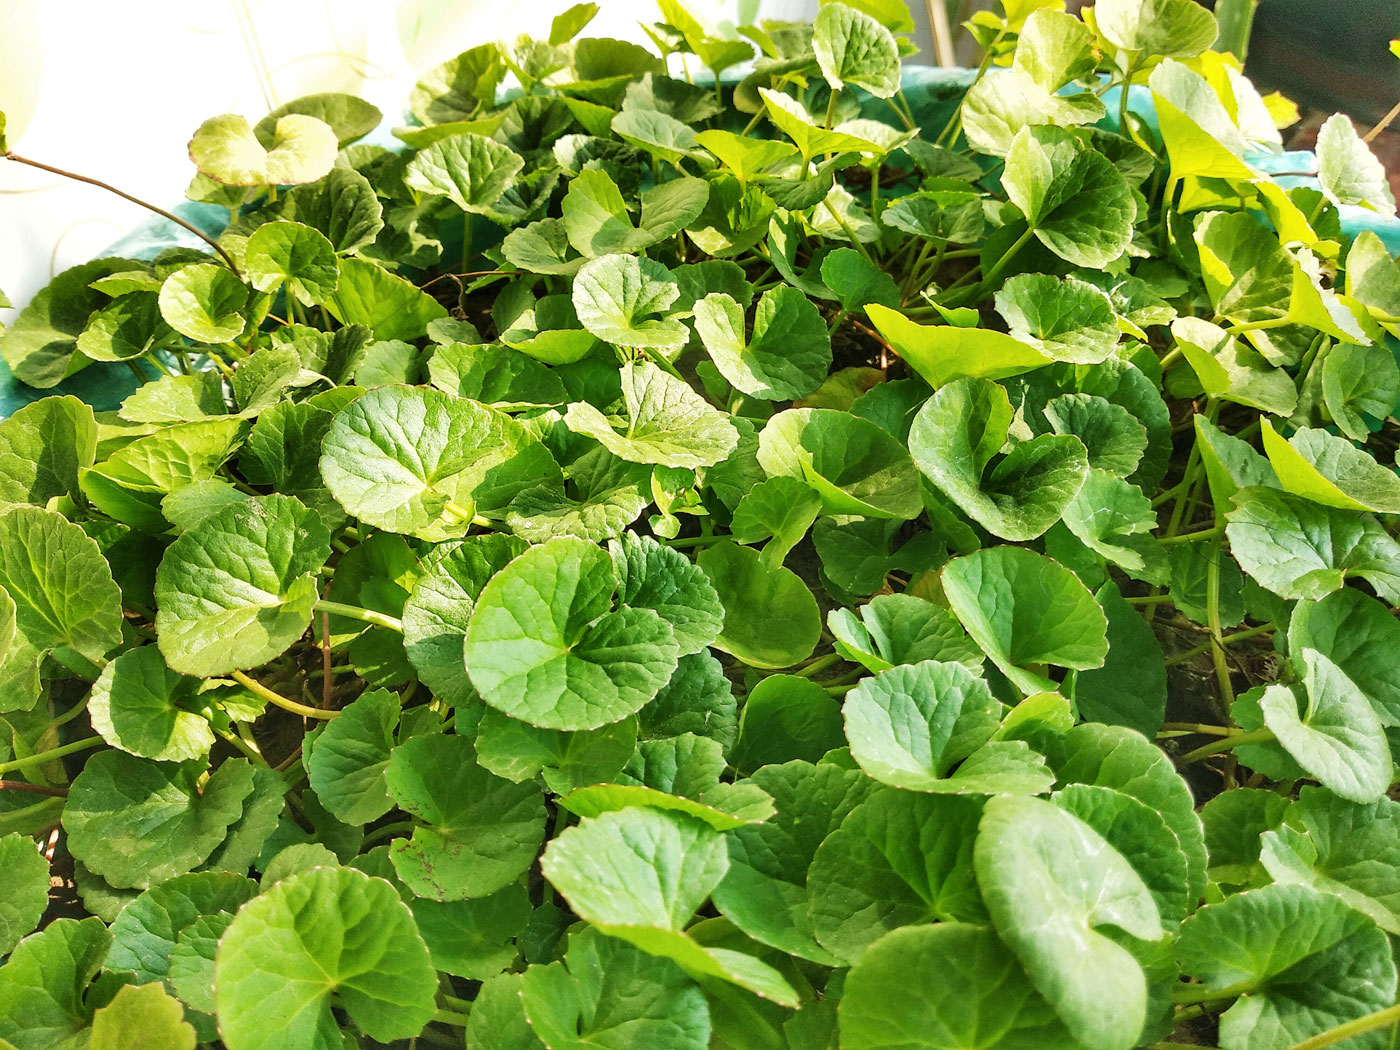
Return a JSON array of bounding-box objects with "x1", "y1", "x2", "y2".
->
[{"x1": 0, "y1": 780, "x2": 69, "y2": 798}]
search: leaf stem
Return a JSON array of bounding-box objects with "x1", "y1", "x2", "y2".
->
[
  {"x1": 1285, "y1": 1003, "x2": 1400, "y2": 1050},
  {"x1": 229, "y1": 670, "x2": 339, "y2": 720},
  {"x1": 792, "y1": 653, "x2": 843, "y2": 679},
  {"x1": 313, "y1": 599, "x2": 404, "y2": 634},
  {"x1": 0, "y1": 736, "x2": 103, "y2": 777},
  {"x1": 1176, "y1": 728, "x2": 1274, "y2": 765},
  {"x1": 431, "y1": 1009, "x2": 470, "y2": 1027},
  {"x1": 1159, "y1": 523, "x2": 1226, "y2": 546},
  {"x1": 4, "y1": 152, "x2": 241, "y2": 277},
  {"x1": 1206, "y1": 538, "x2": 1235, "y2": 708},
  {"x1": 1365, "y1": 99, "x2": 1400, "y2": 143},
  {"x1": 1158, "y1": 722, "x2": 1236, "y2": 737},
  {"x1": 0, "y1": 780, "x2": 69, "y2": 798},
  {"x1": 1164, "y1": 622, "x2": 1277, "y2": 667},
  {"x1": 1172, "y1": 979, "x2": 1254, "y2": 1005}
]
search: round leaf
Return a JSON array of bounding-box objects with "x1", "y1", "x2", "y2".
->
[
  {"x1": 0, "y1": 833, "x2": 49, "y2": 957},
  {"x1": 693, "y1": 287, "x2": 832, "y2": 401},
  {"x1": 695, "y1": 540, "x2": 821, "y2": 669},
  {"x1": 88, "y1": 646, "x2": 216, "y2": 762},
  {"x1": 214, "y1": 867, "x2": 437, "y2": 1050},
  {"x1": 157, "y1": 264, "x2": 248, "y2": 343},
  {"x1": 243, "y1": 221, "x2": 338, "y2": 306},
  {"x1": 188, "y1": 113, "x2": 337, "y2": 186}
]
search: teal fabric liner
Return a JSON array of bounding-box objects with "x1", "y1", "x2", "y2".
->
[{"x1": 3, "y1": 65, "x2": 1398, "y2": 419}]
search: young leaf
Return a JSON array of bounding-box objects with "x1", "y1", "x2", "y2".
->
[
  {"x1": 828, "y1": 593, "x2": 982, "y2": 674},
  {"x1": 812, "y1": 2, "x2": 901, "y2": 99},
  {"x1": 909, "y1": 377, "x2": 1089, "y2": 541},
  {"x1": 608, "y1": 532, "x2": 723, "y2": 656},
  {"x1": 843, "y1": 660, "x2": 1005, "y2": 790},
  {"x1": 974, "y1": 794, "x2": 1163, "y2": 1050},
  {"x1": 1043, "y1": 393, "x2": 1148, "y2": 477},
  {"x1": 324, "y1": 257, "x2": 447, "y2": 341},
  {"x1": 157, "y1": 264, "x2": 247, "y2": 343},
  {"x1": 1288, "y1": 588, "x2": 1400, "y2": 725},
  {"x1": 942, "y1": 546, "x2": 1108, "y2": 695},
  {"x1": 730, "y1": 674, "x2": 845, "y2": 773},
  {"x1": 0, "y1": 396, "x2": 97, "y2": 505},
  {"x1": 809, "y1": 790, "x2": 988, "y2": 964},
  {"x1": 1259, "y1": 649, "x2": 1392, "y2": 804},
  {"x1": 386, "y1": 733, "x2": 547, "y2": 900},
  {"x1": 64, "y1": 754, "x2": 255, "y2": 889},
  {"x1": 88, "y1": 982, "x2": 196, "y2": 1050},
  {"x1": 1316, "y1": 113, "x2": 1396, "y2": 215},
  {"x1": 0, "y1": 833, "x2": 49, "y2": 957},
  {"x1": 839, "y1": 924, "x2": 1084, "y2": 1050},
  {"x1": 214, "y1": 867, "x2": 438, "y2": 1050},
  {"x1": 1095, "y1": 0, "x2": 1218, "y2": 58},
  {"x1": 243, "y1": 220, "x2": 338, "y2": 306},
  {"x1": 304, "y1": 689, "x2": 399, "y2": 825},
  {"x1": 866, "y1": 304, "x2": 1054, "y2": 387},
  {"x1": 188, "y1": 113, "x2": 338, "y2": 185},
  {"x1": 571, "y1": 254, "x2": 689, "y2": 350},
  {"x1": 1, "y1": 257, "x2": 135, "y2": 387},
  {"x1": 520, "y1": 926, "x2": 711, "y2": 1050},
  {"x1": 320, "y1": 385, "x2": 560, "y2": 541},
  {"x1": 994, "y1": 274, "x2": 1120, "y2": 364},
  {"x1": 757, "y1": 407, "x2": 923, "y2": 519},
  {"x1": 154, "y1": 494, "x2": 331, "y2": 676},
  {"x1": 563, "y1": 362, "x2": 739, "y2": 469},
  {"x1": 693, "y1": 286, "x2": 832, "y2": 401},
  {"x1": 1260, "y1": 420, "x2": 1400, "y2": 514},
  {"x1": 696, "y1": 541, "x2": 821, "y2": 669},
  {"x1": 1003, "y1": 126, "x2": 1135, "y2": 268},
  {"x1": 403, "y1": 133, "x2": 525, "y2": 213},
  {"x1": 88, "y1": 646, "x2": 216, "y2": 762},
  {"x1": 464, "y1": 536, "x2": 680, "y2": 730},
  {"x1": 1176, "y1": 884, "x2": 1397, "y2": 1050},
  {"x1": 1225, "y1": 486, "x2": 1400, "y2": 603}
]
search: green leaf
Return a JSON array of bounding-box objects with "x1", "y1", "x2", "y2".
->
[
  {"x1": 0, "y1": 918, "x2": 110, "y2": 1050},
  {"x1": 157, "y1": 264, "x2": 247, "y2": 343},
  {"x1": 304, "y1": 689, "x2": 398, "y2": 825},
  {"x1": 412, "y1": 883, "x2": 531, "y2": 980},
  {"x1": 757, "y1": 407, "x2": 923, "y2": 519},
  {"x1": 1070, "y1": 583, "x2": 1167, "y2": 736},
  {"x1": 1061, "y1": 469, "x2": 1169, "y2": 584},
  {"x1": 1289, "y1": 588, "x2": 1400, "y2": 725},
  {"x1": 609, "y1": 532, "x2": 723, "y2": 656},
  {"x1": 324, "y1": 257, "x2": 447, "y2": 341},
  {"x1": 1344, "y1": 229, "x2": 1400, "y2": 320},
  {"x1": 813, "y1": 2, "x2": 901, "y2": 98},
  {"x1": 730, "y1": 477, "x2": 823, "y2": 570},
  {"x1": 154, "y1": 494, "x2": 330, "y2": 676},
  {"x1": 1201, "y1": 787, "x2": 1290, "y2": 886},
  {"x1": 1055, "y1": 783, "x2": 1192, "y2": 925},
  {"x1": 0, "y1": 506, "x2": 123, "y2": 663},
  {"x1": 696, "y1": 541, "x2": 821, "y2": 669},
  {"x1": 809, "y1": 790, "x2": 987, "y2": 964},
  {"x1": 1259, "y1": 649, "x2": 1393, "y2": 804},
  {"x1": 819, "y1": 248, "x2": 900, "y2": 314},
  {"x1": 828, "y1": 593, "x2": 981, "y2": 674},
  {"x1": 758, "y1": 88, "x2": 884, "y2": 161},
  {"x1": 88, "y1": 982, "x2": 195, "y2": 1050},
  {"x1": 402, "y1": 534, "x2": 526, "y2": 706},
  {"x1": 1095, "y1": 0, "x2": 1218, "y2": 57},
  {"x1": 430, "y1": 341, "x2": 570, "y2": 408},
  {"x1": 542, "y1": 807, "x2": 798, "y2": 1004},
  {"x1": 320, "y1": 385, "x2": 560, "y2": 541},
  {"x1": 280, "y1": 167, "x2": 384, "y2": 255},
  {"x1": 466, "y1": 973, "x2": 545, "y2": 1050},
  {"x1": 520, "y1": 926, "x2": 711, "y2": 1050},
  {"x1": 638, "y1": 651, "x2": 737, "y2": 748},
  {"x1": 975, "y1": 793, "x2": 1163, "y2": 1050},
  {"x1": 1194, "y1": 413, "x2": 1277, "y2": 515},
  {"x1": 1260, "y1": 787, "x2": 1400, "y2": 934},
  {"x1": 866, "y1": 304, "x2": 1054, "y2": 388},
  {"x1": 943, "y1": 546, "x2": 1108, "y2": 695},
  {"x1": 465, "y1": 536, "x2": 679, "y2": 730},
  {"x1": 694, "y1": 287, "x2": 832, "y2": 401},
  {"x1": 1261, "y1": 420, "x2": 1400, "y2": 514},
  {"x1": 1176, "y1": 884, "x2": 1397, "y2": 1050},
  {"x1": 839, "y1": 924, "x2": 1084, "y2": 1050},
  {"x1": 118, "y1": 371, "x2": 227, "y2": 424},
  {"x1": 0, "y1": 396, "x2": 97, "y2": 505},
  {"x1": 255, "y1": 93, "x2": 381, "y2": 148},
  {"x1": 244, "y1": 221, "x2": 338, "y2": 306},
  {"x1": 1043, "y1": 393, "x2": 1148, "y2": 477},
  {"x1": 0, "y1": 833, "x2": 48, "y2": 957},
  {"x1": 995, "y1": 274, "x2": 1120, "y2": 364},
  {"x1": 189, "y1": 113, "x2": 337, "y2": 185},
  {"x1": 1172, "y1": 317, "x2": 1297, "y2": 416},
  {"x1": 843, "y1": 660, "x2": 1005, "y2": 790},
  {"x1": 1316, "y1": 113, "x2": 1396, "y2": 215},
  {"x1": 561, "y1": 170, "x2": 709, "y2": 256},
  {"x1": 909, "y1": 378, "x2": 1089, "y2": 541},
  {"x1": 882, "y1": 189, "x2": 986, "y2": 244},
  {"x1": 960, "y1": 67, "x2": 1106, "y2": 158},
  {"x1": 214, "y1": 867, "x2": 437, "y2": 1050},
  {"x1": 571, "y1": 255, "x2": 688, "y2": 350},
  {"x1": 410, "y1": 43, "x2": 503, "y2": 125},
  {"x1": 403, "y1": 133, "x2": 524, "y2": 214},
  {"x1": 64, "y1": 753, "x2": 254, "y2": 889},
  {"x1": 611, "y1": 108, "x2": 706, "y2": 165},
  {"x1": 564, "y1": 362, "x2": 738, "y2": 469},
  {"x1": 1321, "y1": 342, "x2": 1400, "y2": 442},
  {"x1": 386, "y1": 734, "x2": 546, "y2": 900},
  {"x1": 88, "y1": 646, "x2": 216, "y2": 762},
  {"x1": 476, "y1": 708, "x2": 638, "y2": 795},
  {"x1": 712, "y1": 761, "x2": 875, "y2": 964},
  {"x1": 238, "y1": 402, "x2": 341, "y2": 528},
  {"x1": 1, "y1": 258, "x2": 135, "y2": 387},
  {"x1": 1003, "y1": 126, "x2": 1136, "y2": 268},
  {"x1": 1226, "y1": 486, "x2": 1400, "y2": 603},
  {"x1": 1014, "y1": 7, "x2": 1098, "y2": 90},
  {"x1": 730, "y1": 674, "x2": 846, "y2": 773}
]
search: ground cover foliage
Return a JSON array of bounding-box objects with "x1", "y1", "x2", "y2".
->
[{"x1": 0, "y1": 0, "x2": 1399, "y2": 1047}]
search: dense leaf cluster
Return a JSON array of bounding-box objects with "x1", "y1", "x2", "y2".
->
[{"x1": 1, "y1": 0, "x2": 1399, "y2": 1047}]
